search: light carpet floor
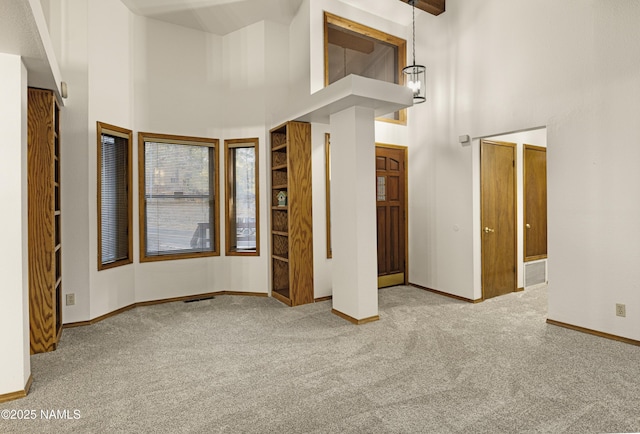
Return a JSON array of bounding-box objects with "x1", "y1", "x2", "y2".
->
[{"x1": 1, "y1": 285, "x2": 639, "y2": 433}]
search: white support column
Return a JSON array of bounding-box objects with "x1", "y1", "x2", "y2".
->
[
  {"x1": 291, "y1": 75, "x2": 412, "y2": 324},
  {"x1": 330, "y1": 106, "x2": 379, "y2": 323},
  {"x1": 0, "y1": 54, "x2": 31, "y2": 398}
]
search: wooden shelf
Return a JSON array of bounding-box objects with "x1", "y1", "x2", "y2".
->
[
  {"x1": 269, "y1": 121, "x2": 314, "y2": 307},
  {"x1": 271, "y1": 289, "x2": 292, "y2": 306},
  {"x1": 272, "y1": 254, "x2": 289, "y2": 263}
]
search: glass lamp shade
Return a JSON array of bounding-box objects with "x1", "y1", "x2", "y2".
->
[{"x1": 402, "y1": 64, "x2": 426, "y2": 104}]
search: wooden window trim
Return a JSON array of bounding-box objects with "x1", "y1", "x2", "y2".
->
[
  {"x1": 138, "y1": 132, "x2": 220, "y2": 262},
  {"x1": 323, "y1": 11, "x2": 407, "y2": 126},
  {"x1": 325, "y1": 133, "x2": 332, "y2": 258},
  {"x1": 97, "y1": 121, "x2": 133, "y2": 271},
  {"x1": 224, "y1": 138, "x2": 260, "y2": 257}
]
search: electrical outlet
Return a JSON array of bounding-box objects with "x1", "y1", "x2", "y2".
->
[
  {"x1": 616, "y1": 303, "x2": 626, "y2": 317},
  {"x1": 66, "y1": 293, "x2": 75, "y2": 306}
]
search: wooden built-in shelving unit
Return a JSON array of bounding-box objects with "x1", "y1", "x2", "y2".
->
[
  {"x1": 270, "y1": 121, "x2": 314, "y2": 306},
  {"x1": 28, "y1": 88, "x2": 62, "y2": 354}
]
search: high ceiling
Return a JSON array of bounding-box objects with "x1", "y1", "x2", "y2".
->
[
  {"x1": 120, "y1": 0, "x2": 305, "y2": 35},
  {"x1": 120, "y1": 0, "x2": 436, "y2": 35},
  {"x1": 0, "y1": 0, "x2": 61, "y2": 97}
]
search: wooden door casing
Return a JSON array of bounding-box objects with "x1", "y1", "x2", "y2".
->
[
  {"x1": 481, "y1": 140, "x2": 517, "y2": 299},
  {"x1": 376, "y1": 146, "x2": 407, "y2": 287},
  {"x1": 523, "y1": 145, "x2": 547, "y2": 261}
]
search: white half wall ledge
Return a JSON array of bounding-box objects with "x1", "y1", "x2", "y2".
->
[{"x1": 290, "y1": 74, "x2": 413, "y2": 124}]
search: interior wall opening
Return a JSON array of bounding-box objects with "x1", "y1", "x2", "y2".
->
[{"x1": 474, "y1": 127, "x2": 548, "y2": 302}]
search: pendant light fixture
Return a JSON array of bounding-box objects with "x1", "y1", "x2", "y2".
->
[{"x1": 402, "y1": 0, "x2": 426, "y2": 104}]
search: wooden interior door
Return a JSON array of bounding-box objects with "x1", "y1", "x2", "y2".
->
[
  {"x1": 524, "y1": 145, "x2": 547, "y2": 261},
  {"x1": 376, "y1": 146, "x2": 407, "y2": 288},
  {"x1": 481, "y1": 140, "x2": 516, "y2": 299}
]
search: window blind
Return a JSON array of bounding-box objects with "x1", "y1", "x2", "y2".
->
[
  {"x1": 101, "y1": 133, "x2": 129, "y2": 264},
  {"x1": 144, "y1": 141, "x2": 214, "y2": 256}
]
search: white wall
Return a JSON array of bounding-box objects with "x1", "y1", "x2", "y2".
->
[
  {"x1": 404, "y1": 7, "x2": 459, "y2": 297},
  {"x1": 134, "y1": 17, "x2": 222, "y2": 138},
  {"x1": 53, "y1": 2, "x2": 274, "y2": 320},
  {"x1": 130, "y1": 16, "x2": 289, "y2": 305},
  {"x1": 411, "y1": 0, "x2": 640, "y2": 340},
  {"x1": 87, "y1": 0, "x2": 136, "y2": 319},
  {"x1": 264, "y1": 20, "x2": 291, "y2": 128},
  {"x1": 287, "y1": 0, "x2": 311, "y2": 120},
  {"x1": 57, "y1": 0, "x2": 91, "y2": 323},
  {"x1": 0, "y1": 54, "x2": 30, "y2": 396},
  {"x1": 39, "y1": 0, "x2": 63, "y2": 66},
  {"x1": 219, "y1": 21, "x2": 283, "y2": 296},
  {"x1": 311, "y1": 123, "x2": 332, "y2": 298},
  {"x1": 133, "y1": 16, "x2": 226, "y2": 304},
  {"x1": 133, "y1": 16, "x2": 274, "y2": 302}
]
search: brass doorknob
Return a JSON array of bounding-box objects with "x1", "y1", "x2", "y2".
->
[
  {"x1": 526, "y1": 224, "x2": 531, "y2": 229},
  {"x1": 483, "y1": 227, "x2": 495, "y2": 233}
]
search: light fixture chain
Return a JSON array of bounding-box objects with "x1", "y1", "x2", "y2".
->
[
  {"x1": 412, "y1": 0, "x2": 416, "y2": 66},
  {"x1": 403, "y1": 0, "x2": 426, "y2": 103}
]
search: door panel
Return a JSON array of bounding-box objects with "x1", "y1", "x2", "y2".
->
[
  {"x1": 481, "y1": 140, "x2": 517, "y2": 299},
  {"x1": 376, "y1": 146, "x2": 406, "y2": 288},
  {"x1": 377, "y1": 206, "x2": 387, "y2": 275},
  {"x1": 524, "y1": 145, "x2": 547, "y2": 261},
  {"x1": 387, "y1": 176, "x2": 400, "y2": 201},
  {"x1": 390, "y1": 206, "x2": 400, "y2": 271}
]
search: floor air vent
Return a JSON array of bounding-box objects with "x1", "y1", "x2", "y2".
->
[{"x1": 524, "y1": 260, "x2": 546, "y2": 287}]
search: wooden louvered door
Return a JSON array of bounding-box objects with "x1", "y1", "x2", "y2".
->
[{"x1": 376, "y1": 146, "x2": 407, "y2": 288}]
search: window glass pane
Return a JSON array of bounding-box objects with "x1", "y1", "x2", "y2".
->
[
  {"x1": 101, "y1": 133, "x2": 129, "y2": 265},
  {"x1": 377, "y1": 176, "x2": 386, "y2": 201},
  {"x1": 146, "y1": 197, "x2": 210, "y2": 252},
  {"x1": 229, "y1": 146, "x2": 256, "y2": 251},
  {"x1": 144, "y1": 142, "x2": 214, "y2": 256}
]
